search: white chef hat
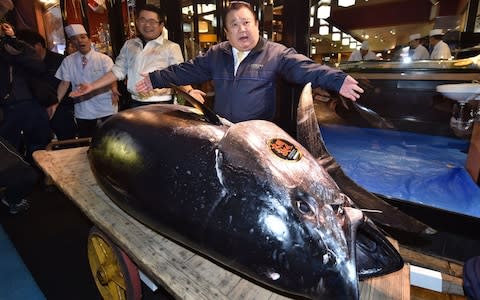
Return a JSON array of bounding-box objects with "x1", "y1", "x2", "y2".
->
[
  {"x1": 64, "y1": 24, "x2": 87, "y2": 38},
  {"x1": 360, "y1": 41, "x2": 369, "y2": 50},
  {"x1": 409, "y1": 33, "x2": 421, "y2": 42},
  {"x1": 429, "y1": 29, "x2": 444, "y2": 37}
]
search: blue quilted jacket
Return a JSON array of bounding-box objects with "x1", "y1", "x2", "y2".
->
[{"x1": 149, "y1": 38, "x2": 347, "y2": 123}]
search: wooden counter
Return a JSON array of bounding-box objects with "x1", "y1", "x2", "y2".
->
[{"x1": 33, "y1": 147, "x2": 409, "y2": 300}]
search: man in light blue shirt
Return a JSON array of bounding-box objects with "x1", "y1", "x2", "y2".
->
[{"x1": 55, "y1": 24, "x2": 118, "y2": 137}]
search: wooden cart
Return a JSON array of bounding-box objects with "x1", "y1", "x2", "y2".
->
[{"x1": 33, "y1": 146, "x2": 411, "y2": 300}]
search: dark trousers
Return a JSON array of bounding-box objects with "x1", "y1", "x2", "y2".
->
[
  {"x1": 50, "y1": 98, "x2": 77, "y2": 140},
  {"x1": 76, "y1": 115, "x2": 112, "y2": 138},
  {"x1": 0, "y1": 100, "x2": 51, "y2": 161},
  {"x1": 0, "y1": 137, "x2": 38, "y2": 205}
]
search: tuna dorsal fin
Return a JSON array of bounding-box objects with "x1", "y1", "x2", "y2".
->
[
  {"x1": 296, "y1": 83, "x2": 435, "y2": 235},
  {"x1": 296, "y1": 83, "x2": 329, "y2": 159},
  {"x1": 170, "y1": 84, "x2": 222, "y2": 125}
]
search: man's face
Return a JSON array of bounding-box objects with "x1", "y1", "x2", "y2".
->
[
  {"x1": 70, "y1": 33, "x2": 91, "y2": 55},
  {"x1": 409, "y1": 40, "x2": 419, "y2": 49},
  {"x1": 224, "y1": 6, "x2": 259, "y2": 51},
  {"x1": 136, "y1": 10, "x2": 163, "y2": 41}
]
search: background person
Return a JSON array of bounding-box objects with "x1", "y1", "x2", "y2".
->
[
  {"x1": 54, "y1": 24, "x2": 118, "y2": 138},
  {"x1": 0, "y1": 0, "x2": 13, "y2": 18},
  {"x1": 0, "y1": 22, "x2": 51, "y2": 161},
  {"x1": 70, "y1": 4, "x2": 199, "y2": 107},
  {"x1": 0, "y1": 136, "x2": 37, "y2": 215},
  {"x1": 408, "y1": 33, "x2": 429, "y2": 60},
  {"x1": 429, "y1": 29, "x2": 451, "y2": 60},
  {"x1": 133, "y1": 1, "x2": 363, "y2": 123},
  {"x1": 15, "y1": 29, "x2": 77, "y2": 140},
  {"x1": 348, "y1": 41, "x2": 379, "y2": 61}
]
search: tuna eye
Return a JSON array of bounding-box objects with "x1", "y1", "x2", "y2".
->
[
  {"x1": 293, "y1": 191, "x2": 318, "y2": 217},
  {"x1": 296, "y1": 200, "x2": 315, "y2": 216}
]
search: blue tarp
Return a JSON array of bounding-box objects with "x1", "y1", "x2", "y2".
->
[
  {"x1": 321, "y1": 124, "x2": 480, "y2": 219},
  {"x1": 0, "y1": 225, "x2": 45, "y2": 300}
]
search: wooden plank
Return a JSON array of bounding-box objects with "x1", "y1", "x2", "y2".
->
[
  {"x1": 33, "y1": 147, "x2": 409, "y2": 300},
  {"x1": 411, "y1": 286, "x2": 466, "y2": 300},
  {"x1": 399, "y1": 246, "x2": 464, "y2": 296},
  {"x1": 399, "y1": 246, "x2": 464, "y2": 277},
  {"x1": 360, "y1": 264, "x2": 410, "y2": 300}
]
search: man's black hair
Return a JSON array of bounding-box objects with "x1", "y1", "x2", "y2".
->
[
  {"x1": 223, "y1": 1, "x2": 256, "y2": 28},
  {"x1": 135, "y1": 4, "x2": 165, "y2": 24}
]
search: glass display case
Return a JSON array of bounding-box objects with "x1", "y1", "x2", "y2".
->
[{"x1": 335, "y1": 55, "x2": 480, "y2": 138}]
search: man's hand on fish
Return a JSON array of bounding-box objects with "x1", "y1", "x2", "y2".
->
[
  {"x1": 339, "y1": 75, "x2": 364, "y2": 101},
  {"x1": 136, "y1": 74, "x2": 206, "y2": 104},
  {"x1": 187, "y1": 89, "x2": 206, "y2": 104}
]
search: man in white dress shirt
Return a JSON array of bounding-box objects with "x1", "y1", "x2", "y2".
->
[{"x1": 70, "y1": 4, "x2": 198, "y2": 107}]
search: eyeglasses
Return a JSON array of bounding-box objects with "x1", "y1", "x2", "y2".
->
[{"x1": 137, "y1": 18, "x2": 161, "y2": 26}]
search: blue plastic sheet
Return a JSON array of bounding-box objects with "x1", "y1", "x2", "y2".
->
[
  {"x1": 321, "y1": 124, "x2": 480, "y2": 218},
  {"x1": 0, "y1": 226, "x2": 45, "y2": 300}
]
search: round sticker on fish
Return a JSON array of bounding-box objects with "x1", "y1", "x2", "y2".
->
[{"x1": 268, "y1": 138, "x2": 302, "y2": 161}]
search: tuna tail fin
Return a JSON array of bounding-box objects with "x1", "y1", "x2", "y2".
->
[
  {"x1": 170, "y1": 84, "x2": 222, "y2": 125},
  {"x1": 296, "y1": 83, "x2": 435, "y2": 235}
]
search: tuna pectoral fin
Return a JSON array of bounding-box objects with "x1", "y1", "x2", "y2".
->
[
  {"x1": 170, "y1": 84, "x2": 222, "y2": 125},
  {"x1": 296, "y1": 83, "x2": 435, "y2": 235}
]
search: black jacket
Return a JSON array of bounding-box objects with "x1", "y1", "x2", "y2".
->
[{"x1": 0, "y1": 36, "x2": 46, "y2": 103}]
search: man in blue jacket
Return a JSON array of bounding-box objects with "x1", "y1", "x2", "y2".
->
[{"x1": 80, "y1": 1, "x2": 363, "y2": 123}]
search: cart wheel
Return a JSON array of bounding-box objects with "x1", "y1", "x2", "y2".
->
[{"x1": 87, "y1": 227, "x2": 142, "y2": 300}]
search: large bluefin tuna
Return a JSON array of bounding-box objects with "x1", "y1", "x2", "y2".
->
[{"x1": 88, "y1": 84, "x2": 412, "y2": 299}]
